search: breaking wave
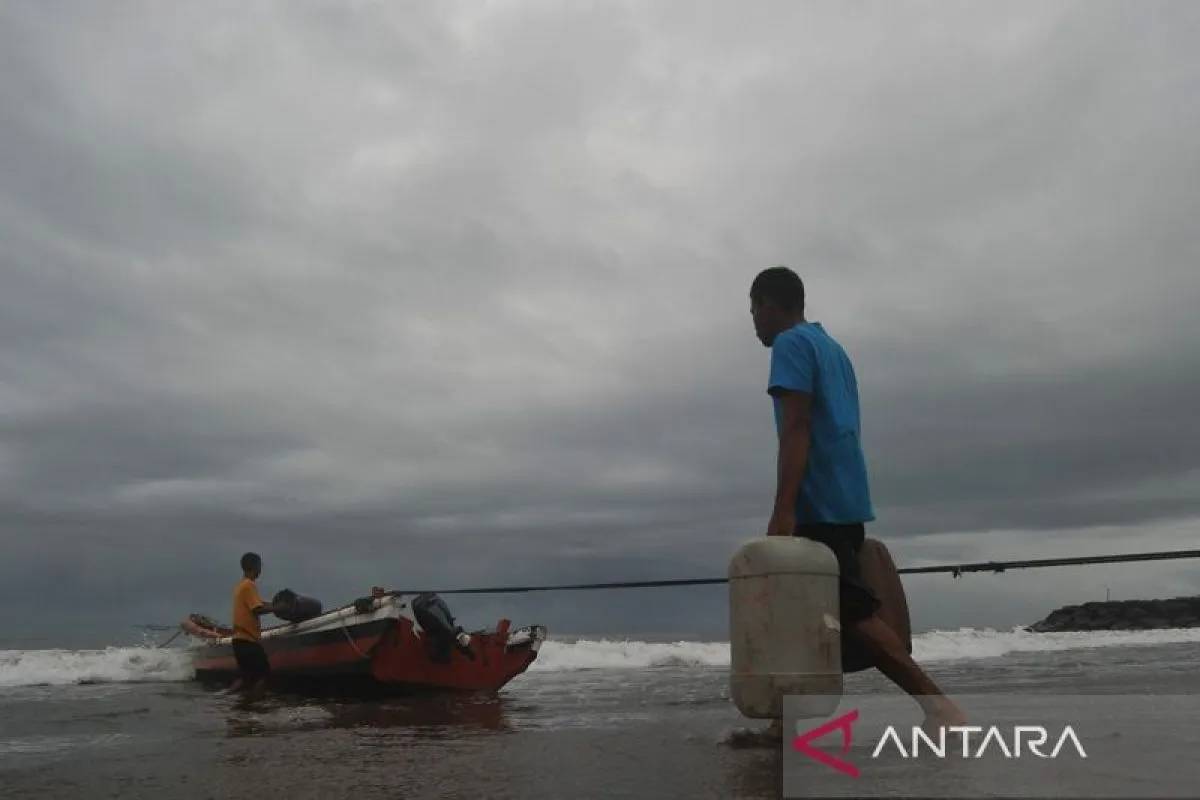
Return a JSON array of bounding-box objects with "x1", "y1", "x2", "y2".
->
[
  {"x1": 911, "y1": 625, "x2": 1200, "y2": 663},
  {"x1": 0, "y1": 647, "x2": 194, "y2": 688},
  {"x1": 530, "y1": 639, "x2": 729, "y2": 671},
  {"x1": 530, "y1": 626, "x2": 1200, "y2": 671},
  {"x1": 4, "y1": 627, "x2": 1200, "y2": 686}
]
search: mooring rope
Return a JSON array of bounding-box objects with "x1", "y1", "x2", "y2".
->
[
  {"x1": 410, "y1": 548, "x2": 1200, "y2": 595},
  {"x1": 339, "y1": 616, "x2": 373, "y2": 659},
  {"x1": 159, "y1": 547, "x2": 1200, "y2": 642},
  {"x1": 156, "y1": 629, "x2": 184, "y2": 648}
]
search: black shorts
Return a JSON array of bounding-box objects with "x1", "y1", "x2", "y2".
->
[
  {"x1": 794, "y1": 522, "x2": 881, "y2": 625},
  {"x1": 232, "y1": 639, "x2": 271, "y2": 681}
]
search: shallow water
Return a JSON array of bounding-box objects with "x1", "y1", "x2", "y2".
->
[{"x1": 2, "y1": 628, "x2": 1199, "y2": 799}]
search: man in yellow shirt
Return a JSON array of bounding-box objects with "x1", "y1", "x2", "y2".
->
[{"x1": 229, "y1": 552, "x2": 283, "y2": 694}]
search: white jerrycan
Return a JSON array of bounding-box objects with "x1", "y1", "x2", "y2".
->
[{"x1": 728, "y1": 536, "x2": 843, "y2": 719}]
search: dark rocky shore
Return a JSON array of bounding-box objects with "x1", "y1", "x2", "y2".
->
[{"x1": 1029, "y1": 596, "x2": 1200, "y2": 632}]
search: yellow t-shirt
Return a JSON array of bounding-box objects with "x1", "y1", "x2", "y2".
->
[{"x1": 232, "y1": 577, "x2": 265, "y2": 642}]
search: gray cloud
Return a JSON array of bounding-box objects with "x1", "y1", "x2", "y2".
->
[{"x1": 1, "y1": 1, "x2": 1197, "y2": 636}]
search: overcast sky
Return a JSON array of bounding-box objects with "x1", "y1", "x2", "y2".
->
[{"x1": 2, "y1": 1, "x2": 1198, "y2": 641}]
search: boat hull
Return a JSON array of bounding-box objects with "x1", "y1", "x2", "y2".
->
[{"x1": 189, "y1": 595, "x2": 544, "y2": 693}]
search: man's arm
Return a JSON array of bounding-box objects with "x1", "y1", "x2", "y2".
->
[
  {"x1": 767, "y1": 390, "x2": 813, "y2": 536},
  {"x1": 246, "y1": 587, "x2": 284, "y2": 617}
]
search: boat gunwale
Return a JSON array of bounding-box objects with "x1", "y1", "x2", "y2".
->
[{"x1": 194, "y1": 595, "x2": 404, "y2": 648}]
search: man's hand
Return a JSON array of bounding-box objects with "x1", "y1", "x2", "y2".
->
[{"x1": 766, "y1": 508, "x2": 795, "y2": 537}]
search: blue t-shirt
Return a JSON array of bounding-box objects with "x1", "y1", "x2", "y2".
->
[{"x1": 768, "y1": 322, "x2": 875, "y2": 524}]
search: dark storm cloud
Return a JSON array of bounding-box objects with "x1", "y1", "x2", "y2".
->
[{"x1": 1, "y1": 1, "x2": 1198, "y2": 632}]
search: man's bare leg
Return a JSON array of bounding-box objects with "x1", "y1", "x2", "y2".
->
[{"x1": 849, "y1": 614, "x2": 966, "y2": 728}]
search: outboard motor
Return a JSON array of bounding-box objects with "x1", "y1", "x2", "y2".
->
[
  {"x1": 411, "y1": 593, "x2": 474, "y2": 663},
  {"x1": 271, "y1": 589, "x2": 323, "y2": 623}
]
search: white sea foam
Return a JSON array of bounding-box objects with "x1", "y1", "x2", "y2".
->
[
  {"x1": 530, "y1": 639, "x2": 729, "y2": 671},
  {"x1": 530, "y1": 627, "x2": 1200, "y2": 671},
  {"x1": 0, "y1": 647, "x2": 194, "y2": 688},
  {"x1": 3, "y1": 627, "x2": 1199, "y2": 686},
  {"x1": 913, "y1": 625, "x2": 1200, "y2": 663}
]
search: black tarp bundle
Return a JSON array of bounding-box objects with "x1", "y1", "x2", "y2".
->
[{"x1": 271, "y1": 589, "x2": 323, "y2": 623}]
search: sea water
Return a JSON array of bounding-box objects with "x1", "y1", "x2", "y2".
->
[{"x1": 2, "y1": 628, "x2": 1199, "y2": 798}]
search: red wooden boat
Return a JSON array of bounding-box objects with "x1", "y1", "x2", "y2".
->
[{"x1": 181, "y1": 592, "x2": 545, "y2": 693}]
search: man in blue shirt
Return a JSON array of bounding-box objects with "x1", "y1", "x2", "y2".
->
[{"x1": 751, "y1": 266, "x2": 964, "y2": 729}]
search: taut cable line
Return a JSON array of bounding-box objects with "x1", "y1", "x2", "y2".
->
[{"x1": 412, "y1": 548, "x2": 1200, "y2": 595}]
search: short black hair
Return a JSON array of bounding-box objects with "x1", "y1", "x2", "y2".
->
[
  {"x1": 240, "y1": 552, "x2": 261, "y2": 572},
  {"x1": 750, "y1": 266, "x2": 805, "y2": 314}
]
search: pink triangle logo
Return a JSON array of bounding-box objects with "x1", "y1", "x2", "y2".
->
[{"x1": 792, "y1": 709, "x2": 860, "y2": 778}]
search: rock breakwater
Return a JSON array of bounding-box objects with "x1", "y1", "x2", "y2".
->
[{"x1": 1029, "y1": 596, "x2": 1200, "y2": 632}]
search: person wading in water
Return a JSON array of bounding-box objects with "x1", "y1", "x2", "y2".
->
[
  {"x1": 750, "y1": 266, "x2": 965, "y2": 731},
  {"x1": 228, "y1": 552, "x2": 285, "y2": 696}
]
